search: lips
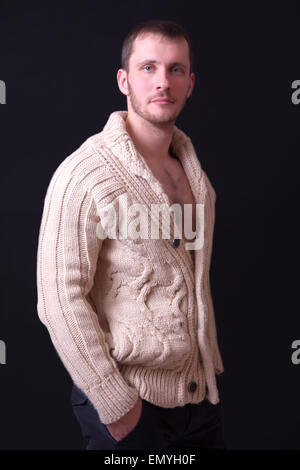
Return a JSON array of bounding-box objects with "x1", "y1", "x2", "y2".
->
[{"x1": 151, "y1": 98, "x2": 173, "y2": 103}]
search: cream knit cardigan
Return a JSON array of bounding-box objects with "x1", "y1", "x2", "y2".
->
[{"x1": 36, "y1": 110, "x2": 224, "y2": 425}]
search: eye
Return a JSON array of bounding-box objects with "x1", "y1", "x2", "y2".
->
[
  {"x1": 144, "y1": 65, "x2": 153, "y2": 72},
  {"x1": 173, "y1": 67, "x2": 183, "y2": 73}
]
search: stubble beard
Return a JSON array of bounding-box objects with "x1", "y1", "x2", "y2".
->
[{"x1": 127, "y1": 80, "x2": 188, "y2": 127}]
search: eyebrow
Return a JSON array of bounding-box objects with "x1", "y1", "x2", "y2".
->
[{"x1": 136, "y1": 59, "x2": 187, "y2": 69}]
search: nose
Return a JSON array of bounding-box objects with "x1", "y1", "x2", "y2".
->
[{"x1": 156, "y1": 69, "x2": 170, "y2": 91}]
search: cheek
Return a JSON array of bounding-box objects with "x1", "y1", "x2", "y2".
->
[
  {"x1": 141, "y1": 79, "x2": 153, "y2": 94},
  {"x1": 132, "y1": 79, "x2": 150, "y2": 98},
  {"x1": 178, "y1": 82, "x2": 191, "y2": 99}
]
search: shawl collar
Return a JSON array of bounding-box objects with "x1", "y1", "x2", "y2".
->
[{"x1": 101, "y1": 111, "x2": 208, "y2": 206}]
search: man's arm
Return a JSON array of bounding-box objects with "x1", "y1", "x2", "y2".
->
[
  {"x1": 203, "y1": 172, "x2": 225, "y2": 375},
  {"x1": 36, "y1": 162, "x2": 139, "y2": 425}
]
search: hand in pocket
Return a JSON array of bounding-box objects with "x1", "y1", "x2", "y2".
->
[{"x1": 106, "y1": 396, "x2": 143, "y2": 442}]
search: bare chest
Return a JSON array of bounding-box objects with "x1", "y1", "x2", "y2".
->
[{"x1": 147, "y1": 158, "x2": 197, "y2": 246}]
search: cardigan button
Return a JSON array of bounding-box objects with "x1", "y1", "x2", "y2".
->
[
  {"x1": 170, "y1": 237, "x2": 180, "y2": 248},
  {"x1": 187, "y1": 381, "x2": 197, "y2": 393}
]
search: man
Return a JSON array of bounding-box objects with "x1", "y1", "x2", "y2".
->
[{"x1": 36, "y1": 19, "x2": 225, "y2": 450}]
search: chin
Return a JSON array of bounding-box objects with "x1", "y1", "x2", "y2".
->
[
  {"x1": 150, "y1": 109, "x2": 179, "y2": 123},
  {"x1": 157, "y1": 113, "x2": 178, "y2": 124}
]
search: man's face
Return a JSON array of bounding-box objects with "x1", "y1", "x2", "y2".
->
[{"x1": 123, "y1": 33, "x2": 195, "y2": 126}]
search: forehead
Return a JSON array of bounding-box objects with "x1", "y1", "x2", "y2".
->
[{"x1": 130, "y1": 33, "x2": 189, "y2": 64}]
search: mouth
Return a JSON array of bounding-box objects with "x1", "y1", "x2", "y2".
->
[{"x1": 151, "y1": 99, "x2": 174, "y2": 105}]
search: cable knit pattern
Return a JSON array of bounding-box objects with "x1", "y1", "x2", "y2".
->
[{"x1": 36, "y1": 110, "x2": 224, "y2": 424}]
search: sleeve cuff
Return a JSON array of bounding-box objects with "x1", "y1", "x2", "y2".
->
[{"x1": 84, "y1": 370, "x2": 140, "y2": 425}]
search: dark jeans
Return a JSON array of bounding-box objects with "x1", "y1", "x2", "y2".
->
[{"x1": 70, "y1": 375, "x2": 226, "y2": 450}]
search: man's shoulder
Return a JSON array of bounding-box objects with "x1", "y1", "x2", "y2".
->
[
  {"x1": 55, "y1": 130, "x2": 111, "y2": 176},
  {"x1": 84, "y1": 128, "x2": 106, "y2": 154},
  {"x1": 45, "y1": 128, "x2": 118, "y2": 197},
  {"x1": 66, "y1": 129, "x2": 108, "y2": 171}
]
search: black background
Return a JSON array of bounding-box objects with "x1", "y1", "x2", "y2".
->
[{"x1": 0, "y1": 0, "x2": 299, "y2": 450}]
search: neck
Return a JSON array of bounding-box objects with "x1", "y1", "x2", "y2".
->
[{"x1": 125, "y1": 109, "x2": 175, "y2": 165}]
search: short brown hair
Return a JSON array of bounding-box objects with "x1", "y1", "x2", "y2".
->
[{"x1": 121, "y1": 19, "x2": 194, "y2": 75}]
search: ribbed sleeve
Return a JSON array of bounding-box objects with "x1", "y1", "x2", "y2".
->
[
  {"x1": 203, "y1": 174, "x2": 224, "y2": 375},
  {"x1": 36, "y1": 153, "x2": 139, "y2": 424}
]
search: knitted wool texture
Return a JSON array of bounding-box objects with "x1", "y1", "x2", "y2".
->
[{"x1": 36, "y1": 110, "x2": 224, "y2": 425}]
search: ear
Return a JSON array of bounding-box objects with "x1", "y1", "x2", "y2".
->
[
  {"x1": 117, "y1": 69, "x2": 130, "y2": 96},
  {"x1": 186, "y1": 72, "x2": 196, "y2": 99}
]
